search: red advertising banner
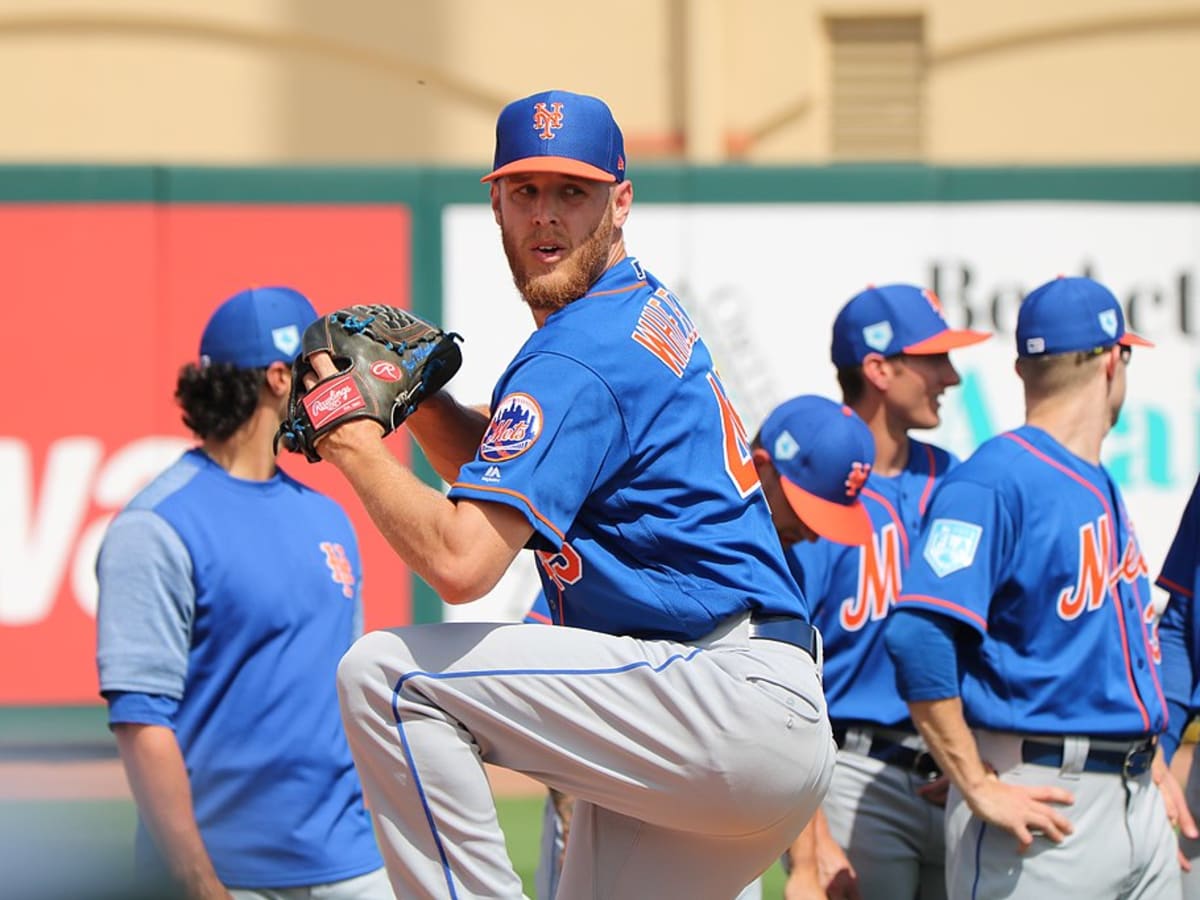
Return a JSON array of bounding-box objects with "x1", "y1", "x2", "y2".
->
[{"x1": 0, "y1": 203, "x2": 415, "y2": 704}]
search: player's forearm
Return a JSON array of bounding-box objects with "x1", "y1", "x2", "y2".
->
[
  {"x1": 112, "y1": 724, "x2": 230, "y2": 900},
  {"x1": 909, "y1": 697, "x2": 992, "y2": 797},
  {"x1": 317, "y1": 424, "x2": 525, "y2": 603},
  {"x1": 784, "y1": 810, "x2": 821, "y2": 875},
  {"x1": 405, "y1": 391, "x2": 490, "y2": 483}
]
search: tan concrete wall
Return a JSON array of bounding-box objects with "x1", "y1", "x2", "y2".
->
[{"x1": 0, "y1": 0, "x2": 1198, "y2": 166}]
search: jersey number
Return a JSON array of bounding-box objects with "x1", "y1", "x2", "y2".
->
[
  {"x1": 537, "y1": 543, "x2": 584, "y2": 592},
  {"x1": 707, "y1": 372, "x2": 760, "y2": 499}
]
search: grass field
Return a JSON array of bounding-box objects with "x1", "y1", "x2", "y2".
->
[{"x1": 0, "y1": 794, "x2": 788, "y2": 898}]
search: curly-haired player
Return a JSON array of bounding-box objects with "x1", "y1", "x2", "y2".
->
[{"x1": 95, "y1": 287, "x2": 389, "y2": 899}]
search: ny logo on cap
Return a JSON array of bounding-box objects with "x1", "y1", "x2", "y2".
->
[
  {"x1": 844, "y1": 461, "x2": 870, "y2": 498},
  {"x1": 533, "y1": 102, "x2": 564, "y2": 140},
  {"x1": 1098, "y1": 309, "x2": 1118, "y2": 338}
]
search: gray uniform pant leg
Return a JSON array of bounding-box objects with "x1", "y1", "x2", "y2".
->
[
  {"x1": 822, "y1": 748, "x2": 946, "y2": 900},
  {"x1": 1178, "y1": 753, "x2": 1200, "y2": 898},
  {"x1": 946, "y1": 732, "x2": 1180, "y2": 900},
  {"x1": 228, "y1": 867, "x2": 394, "y2": 899},
  {"x1": 534, "y1": 792, "x2": 565, "y2": 900},
  {"x1": 336, "y1": 619, "x2": 834, "y2": 900},
  {"x1": 534, "y1": 792, "x2": 764, "y2": 900}
]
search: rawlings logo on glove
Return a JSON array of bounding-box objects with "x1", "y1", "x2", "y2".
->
[{"x1": 275, "y1": 304, "x2": 463, "y2": 462}]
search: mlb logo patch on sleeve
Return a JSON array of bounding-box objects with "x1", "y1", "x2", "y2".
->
[{"x1": 924, "y1": 519, "x2": 983, "y2": 577}]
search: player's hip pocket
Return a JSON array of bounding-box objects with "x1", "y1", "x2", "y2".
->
[{"x1": 744, "y1": 674, "x2": 826, "y2": 723}]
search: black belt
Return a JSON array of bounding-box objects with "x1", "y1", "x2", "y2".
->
[
  {"x1": 748, "y1": 615, "x2": 821, "y2": 664},
  {"x1": 833, "y1": 726, "x2": 942, "y2": 779},
  {"x1": 1020, "y1": 735, "x2": 1156, "y2": 777}
]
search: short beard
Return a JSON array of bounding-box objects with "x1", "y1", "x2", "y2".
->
[{"x1": 502, "y1": 203, "x2": 615, "y2": 314}]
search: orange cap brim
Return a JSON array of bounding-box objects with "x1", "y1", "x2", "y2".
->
[
  {"x1": 1119, "y1": 331, "x2": 1154, "y2": 348},
  {"x1": 780, "y1": 479, "x2": 874, "y2": 546},
  {"x1": 903, "y1": 328, "x2": 991, "y2": 356},
  {"x1": 481, "y1": 156, "x2": 617, "y2": 184}
]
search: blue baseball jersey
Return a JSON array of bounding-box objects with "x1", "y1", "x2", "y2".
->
[
  {"x1": 897, "y1": 425, "x2": 1166, "y2": 737},
  {"x1": 96, "y1": 449, "x2": 381, "y2": 888},
  {"x1": 791, "y1": 439, "x2": 956, "y2": 727},
  {"x1": 1157, "y1": 473, "x2": 1200, "y2": 708},
  {"x1": 449, "y1": 257, "x2": 807, "y2": 640}
]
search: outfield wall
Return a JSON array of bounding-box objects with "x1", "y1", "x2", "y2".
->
[{"x1": 3, "y1": 164, "x2": 1198, "y2": 704}]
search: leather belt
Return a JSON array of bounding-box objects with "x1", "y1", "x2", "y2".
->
[
  {"x1": 833, "y1": 726, "x2": 942, "y2": 779},
  {"x1": 748, "y1": 615, "x2": 822, "y2": 666},
  {"x1": 1020, "y1": 735, "x2": 1156, "y2": 777}
]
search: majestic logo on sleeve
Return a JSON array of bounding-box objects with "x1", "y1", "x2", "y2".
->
[
  {"x1": 1056, "y1": 514, "x2": 1149, "y2": 620},
  {"x1": 923, "y1": 519, "x2": 983, "y2": 577},
  {"x1": 841, "y1": 522, "x2": 902, "y2": 631},
  {"x1": 320, "y1": 542, "x2": 356, "y2": 599},
  {"x1": 480, "y1": 393, "x2": 543, "y2": 462},
  {"x1": 631, "y1": 288, "x2": 699, "y2": 377},
  {"x1": 533, "y1": 102, "x2": 565, "y2": 140}
]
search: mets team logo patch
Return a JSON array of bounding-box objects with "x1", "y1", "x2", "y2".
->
[
  {"x1": 923, "y1": 519, "x2": 983, "y2": 577},
  {"x1": 480, "y1": 393, "x2": 543, "y2": 462}
]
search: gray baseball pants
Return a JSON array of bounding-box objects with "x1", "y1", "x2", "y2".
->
[
  {"x1": 336, "y1": 615, "x2": 834, "y2": 900},
  {"x1": 822, "y1": 735, "x2": 946, "y2": 900},
  {"x1": 945, "y1": 731, "x2": 1179, "y2": 899}
]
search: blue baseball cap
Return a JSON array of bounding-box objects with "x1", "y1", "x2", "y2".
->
[
  {"x1": 1016, "y1": 276, "x2": 1153, "y2": 357},
  {"x1": 831, "y1": 283, "x2": 990, "y2": 369},
  {"x1": 758, "y1": 395, "x2": 876, "y2": 546},
  {"x1": 199, "y1": 286, "x2": 318, "y2": 368},
  {"x1": 481, "y1": 90, "x2": 626, "y2": 184}
]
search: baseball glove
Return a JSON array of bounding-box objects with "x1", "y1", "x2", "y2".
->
[{"x1": 275, "y1": 304, "x2": 463, "y2": 462}]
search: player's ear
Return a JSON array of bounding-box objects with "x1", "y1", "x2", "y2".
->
[
  {"x1": 861, "y1": 353, "x2": 891, "y2": 391},
  {"x1": 751, "y1": 446, "x2": 774, "y2": 478},
  {"x1": 610, "y1": 181, "x2": 633, "y2": 228},
  {"x1": 264, "y1": 361, "x2": 292, "y2": 398},
  {"x1": 490, "y1": 183, "x2": 503, "y2": 224},
  {"x1": 1104, "y1": 344, "x2": 1120, "y2": 379}
]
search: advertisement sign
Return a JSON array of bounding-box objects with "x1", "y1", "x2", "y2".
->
[{"x1": 1, "y1": 203, "x2": 415, "y2": 703}]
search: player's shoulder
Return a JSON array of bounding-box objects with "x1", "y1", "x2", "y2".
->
[
  {"x1": 908, "y1": 437, "x2": 960, "y2": 474},
  {"x1": 937, "y1": 431, "x2": 1028, "y2": 492},
  {"x1": 121, "y1": 449, "x2": 207, "y2": 514},
  {"x1": 275, "y1": 468, "x2": 357, "y2": 526},
  {"x1": 511, "y1": 260, "x2": 702, "y2": 387}
]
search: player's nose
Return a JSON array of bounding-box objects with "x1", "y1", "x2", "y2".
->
[
  {"x1": 530, "y1": 195, "x2": 560, "y2": 226},
  {"x1": 940, "y1": 358, "x2": 962, "y2": 387}
]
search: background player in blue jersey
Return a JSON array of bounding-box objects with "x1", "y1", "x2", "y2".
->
[
  {"x1": 95, "y1": 287, "x2": 390, "y2": 900},
  {"x1": 885, "y1": 275, "x2": 1191, "y2": 898},
  {"x1": 302, "y1": 90, "x2": 834, "y2": 899},
  {"x1": 782, "y1": 284, "x2": 988, "y2": 900},
  {"x1": 1156, "y1": 471, "x2": 1200, "y2": 896},
  {"x1": 526, "y1": 395, "x2": 877, "y2": 900}
]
